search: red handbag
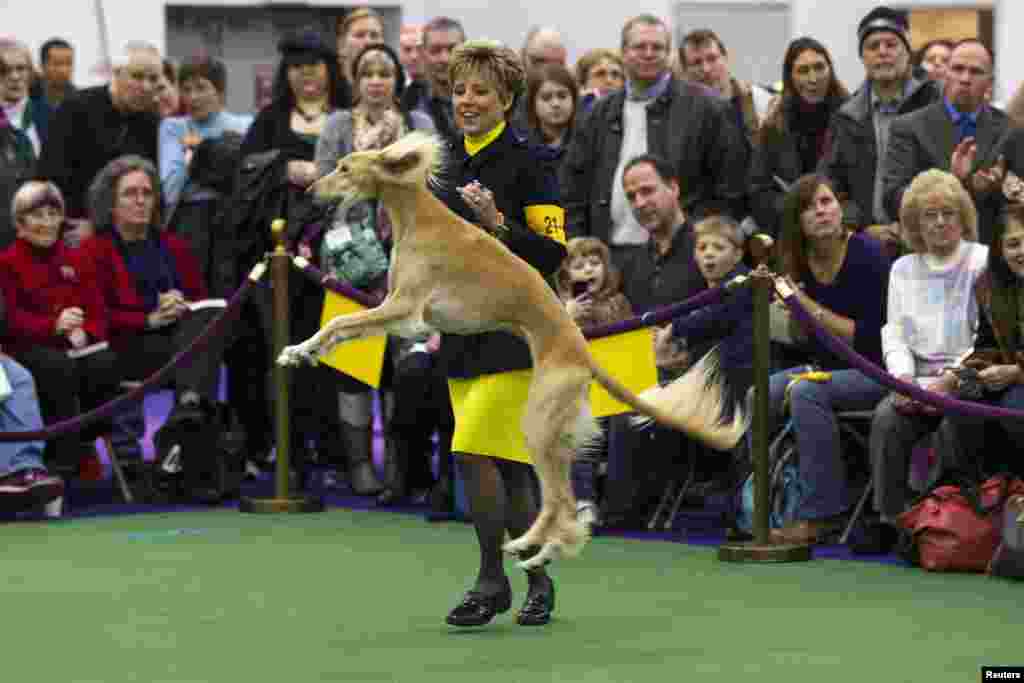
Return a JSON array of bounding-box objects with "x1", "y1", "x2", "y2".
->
[{"x1": 897, "y1": 475, "x2": 1024, "y2": 572}]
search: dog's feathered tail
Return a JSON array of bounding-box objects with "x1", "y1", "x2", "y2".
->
[{"x1": 587, "y1": 348, "x2": 748, "y2": 452}]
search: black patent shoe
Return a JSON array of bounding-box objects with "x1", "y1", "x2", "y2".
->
[
  {"x1": 445, "y1": 585, "x2": 512, "y2": 627},
  {"x1": 516, "y1": 578, "x2": 555, "y2": 626}
]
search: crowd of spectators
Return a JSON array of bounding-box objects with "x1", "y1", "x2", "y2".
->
[{"x1": 0, "y1": 4, "x2": 1022, "y2": 563}]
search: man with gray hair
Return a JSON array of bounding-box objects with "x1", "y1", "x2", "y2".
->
[
  {"x1": 521, "y1": 26, "x2": 567, "y2": 72},
  {"x1": 37, "y1": 42, "x2": 162, "y2": 227},
  {"x1": 36, "y1": 42, "x2": 162, "y2": 470}
]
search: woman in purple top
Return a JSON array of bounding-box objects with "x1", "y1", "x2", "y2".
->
[{"x1": 762, "y1": 174, "x2": 892, "y2": 544}]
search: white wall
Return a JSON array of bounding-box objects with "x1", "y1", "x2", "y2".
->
[{"x1": 2, "y1": 0, "x2": 1017, "y2": 100}]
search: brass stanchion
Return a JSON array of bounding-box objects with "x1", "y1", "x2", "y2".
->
[
  {"x1": 718, "y1": 270, "x2": 810, "y2": 562},
  {"x1": 240, "y1": 219, "x2": 325, "y2": 514}
]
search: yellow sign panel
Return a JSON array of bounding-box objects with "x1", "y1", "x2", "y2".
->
[
  {"x1": 318, "y1": 290, "x2": 388, "y2": 388},
  {"x1": 586, "y1": 327, "x2": 657, "y2": 417}
]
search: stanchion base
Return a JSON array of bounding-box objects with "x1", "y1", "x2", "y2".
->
[
  {"x1": 717, "y1": 541, "x2": 813, "y2": 563},
  {"x1": 239, "y1": 495, "x2": 325, "y2": 514}
]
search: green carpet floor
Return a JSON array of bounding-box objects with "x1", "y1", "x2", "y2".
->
[{"x1": 4, "y1": 508, "x2": 1020, "y2": 682}]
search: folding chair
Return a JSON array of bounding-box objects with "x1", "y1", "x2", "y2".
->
[
  {"x1": 648, "y1": 439, "x2": 701, "y2": 530},
  {"x1": 93, "y1": 380, "x2": 147, "y2": 503},
  {"x1": 766, "y1": 410, "x2": 874, "y2": 544}
]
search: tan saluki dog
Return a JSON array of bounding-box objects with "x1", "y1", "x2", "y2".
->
[{"x1": 278, "y1": 131, "x2": 745, "y2": 568}]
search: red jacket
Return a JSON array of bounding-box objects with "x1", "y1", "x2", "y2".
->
[
  {"x1": 0, "y1": 238, "x2": 109, "y2": 352},
  {"x1": 76, "y1": 231, "x2": 208, "y2": 346}
]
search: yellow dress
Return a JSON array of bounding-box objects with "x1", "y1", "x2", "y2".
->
[{"x1": 448, "y1": 370, "x2": 535, "y2": 463}]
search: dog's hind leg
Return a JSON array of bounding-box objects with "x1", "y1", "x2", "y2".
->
[
  {"x1": 278, "y1": 297, "x2": 419, "y2": 366},
  {"x1": 505, "y1": 367, "x2": 592, "y2": 568}
]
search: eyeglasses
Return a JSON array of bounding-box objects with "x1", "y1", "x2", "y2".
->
[{"x1": 921, "y1": 208, "x2": 958, "y2": 225}]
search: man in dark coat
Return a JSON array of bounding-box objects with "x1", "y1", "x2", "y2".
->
[
  {"x1": 818, "y1": 6, "x2": 940, "y2": 250},
  {"x1": 36, "y1": 43, "x2": 161, "y2": 226},
  {"x1": 561, "y1": 14, "x2": 747, "y2": 268},
  {"x1": 882, "y1": 39, "x2": 1010, "y2": 245}
]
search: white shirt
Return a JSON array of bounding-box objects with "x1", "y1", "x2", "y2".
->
[
  {"x1": 3, "y1": 97, "x2": 40, "y2": 155},
  {"x1": 609, "y1": 98, "x2": 651, "y2": 246},
  {"x1": 882, "y1": 241, "x2": 989, "y2": 381}
]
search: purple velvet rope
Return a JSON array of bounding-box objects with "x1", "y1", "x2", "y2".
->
[
  {"x1": 0, "y1": 276, "x2": 259, "y2": 442},
  {"x1": 782, "y1": 293, "x2": 1024, "y2": 420},
  {"x1": 294, "y1": 259, "x2": 734, "y2": 341},
  {"x1": 585, "y1": 284, "x2": 729, "y2": 340}
]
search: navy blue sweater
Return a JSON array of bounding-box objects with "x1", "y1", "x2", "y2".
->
[{"x1": 670, "y1": 263, "x2": 753, "y2": 398}]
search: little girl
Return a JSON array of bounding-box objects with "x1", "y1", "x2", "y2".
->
[{"x1": 555, "y1": 237, "x2": 634, "y2": 527}]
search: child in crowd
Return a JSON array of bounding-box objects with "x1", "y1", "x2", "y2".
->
[
  {"x1": 555, "y1": 237, "x2": 634, "y2": 528},
  {"x1": 655, "y1": 215, "x2": 754, "y2": 415}
]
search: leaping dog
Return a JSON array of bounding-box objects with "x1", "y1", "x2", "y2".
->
[{"x1": 278, "y1": 131, "x2": 746, "y2": 568}]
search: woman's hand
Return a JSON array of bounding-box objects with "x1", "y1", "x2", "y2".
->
[
  {"x1": 458, "y1": 181, "x2": 501, "y2": 231},
  {"x1": 147, "y1": 306, "x2": 180, "y2": 330},
  {"x1": 426, "y1": 333, "x2": 441, "y2": 354},
  {"x1": 68, "y1": 327, "x2": 89, "y2": 349},
  {"x1": 287, "y1": 160, "x2": 319, "y2": 188},
  {"x1": 978, "y1": 364, "x2": 1022, "y2": 392},
  {"x1": 149, "y1": 291, "x2": 188, "y2": 328},
  {"x1": 55, "y1": 307, "x2": 84, "y2": 335}
]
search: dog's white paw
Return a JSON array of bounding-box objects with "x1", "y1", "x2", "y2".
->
[
  {"x1": 516, "y1": 542, "x2": 561, "y2": 570},
  {"x1": 277, "y1": 344, "x2": 317, "y2": 367},
  {"x1": 502, "y1": 535, "x2": 535, "y2": 556}
]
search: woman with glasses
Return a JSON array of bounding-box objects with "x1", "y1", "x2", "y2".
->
[{"x1": 868, "y1": 169, "x2": 989, "y2": 549}]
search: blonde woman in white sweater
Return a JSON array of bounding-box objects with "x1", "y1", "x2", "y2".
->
[{"x1": 869, "y1": 169, "x2": 988, "y2": 539}]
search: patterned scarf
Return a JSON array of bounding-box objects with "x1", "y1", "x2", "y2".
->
[{"x1": 352, "y1": 108, "x2": 407, "y2": 243}]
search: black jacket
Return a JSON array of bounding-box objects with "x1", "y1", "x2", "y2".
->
[
  {"x1": 0, "y1": 125, "x2": 35, "y2": 248},
  {"x1": 748, "y1": 96, "x2": 847, "y2": 237},
  {"x1": 561, "y1": 76, "x2": 749, "y2": 242},
  {"x1": 883, "y1": 101, "x2": 1011, "y2": 245},
  {"x1": 35, "y1": 85, "x2": 159, "y2": 218},
  {"x1": 400, "y1": 81, "x2": 458, "y2": 146},
  {"x1": 436, "y1": 126, "x2": 568, "y2": 378},
  {"x1": 818, "y1": 76, "x2": 940, "y2": 227}
]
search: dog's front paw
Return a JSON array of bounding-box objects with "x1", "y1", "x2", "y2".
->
[{"x1": 277, "y1": 344, "x2": 317, "y2": 367}]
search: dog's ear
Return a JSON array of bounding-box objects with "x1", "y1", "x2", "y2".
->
[{"x1": 377, "y1": 150, "x2": 421, "y2": 178}]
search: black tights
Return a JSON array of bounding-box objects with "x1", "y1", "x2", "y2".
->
[{"x1": 455, "y1": 452, "x2": 550, "y2": 594}]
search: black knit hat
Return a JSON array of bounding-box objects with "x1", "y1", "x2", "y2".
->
[
  {"x1": 857, "y1": 7, "x2": 911, "y2": 55},
  {"x1": 277, "y1": 29, "x2": 337, "y2": 66}
]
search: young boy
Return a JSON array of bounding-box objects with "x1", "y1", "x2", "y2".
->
[{"x1": 654, "y1": 215, "x2": 754, "y2": 408}]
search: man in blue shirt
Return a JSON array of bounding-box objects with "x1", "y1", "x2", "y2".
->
[{"x1": 882, "y1": 38, "x2": 1010, "y2": 245}]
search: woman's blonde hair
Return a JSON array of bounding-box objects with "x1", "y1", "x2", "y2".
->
[
  {"x1": 448, "y1": 40, "x2": 526, "y2": 107},
  {"x1": 899, "y1": 168, "x2": 978, "y2": 253}
]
